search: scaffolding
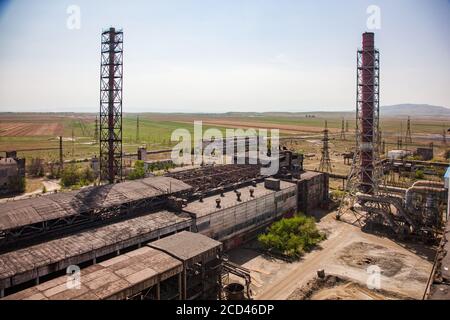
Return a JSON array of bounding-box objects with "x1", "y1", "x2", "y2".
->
[{"x1": 99, "y1": 27, "x2": 123, "y2": 183}]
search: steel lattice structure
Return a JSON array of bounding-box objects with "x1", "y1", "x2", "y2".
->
[
  {"x1": 405, "y1": 116, "x2": 412, "y2": 144},
  {"x1": 99, "y1": 28, "x2": 123, "y2": 183},
  {"x1": 319, "y1": 120, "x2": 332, "y2": 173},
  {"x1": 337, "y1": 32, "x2": 383, "y2": 220}
]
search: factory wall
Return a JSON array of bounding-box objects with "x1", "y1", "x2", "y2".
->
[
  {"x1": 297, "y1": 172, "x2": 329, "y2": 214},
  {"x1": 195, "y1": 185, "x2": 297, "y2": 248}
]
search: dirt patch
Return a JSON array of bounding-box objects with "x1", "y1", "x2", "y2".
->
[
  {"x1": 288, "y1": 275, "x2": 409, "y2": 300},
  {"x1": 0, "y1": 122, "x2": 63, "y2": 137},
  {"x1": 338, "y1": 242, "x2": 406, "y2": 277}
]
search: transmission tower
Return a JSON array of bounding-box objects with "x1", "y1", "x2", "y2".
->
[
  {"x1": 443, "y1": 124, "x2": 447, "y2": 144},
  {"x1": 71, "y1": 128, "x2": 75, "y2": 157},
  {"x1": 337, "y1": 32, "x2": 384, "y2": 221},
  {"x1": 397, "y1": 134, "x2": 403, "y2": 149},
  {"x1": 405, "y1": 116, "x2": 412, "y2": 144},
  {"x1": 340, "y1": 118, "x2": 346, "y2": 140},
  {"x1": 99, "y1": 27, "x2": 123, "y2": 183},
  {"x1": 94, "y1": 116, "x2": 99, "y2": 142},
  {"x1": 345, "y1": 120, "x2": 349, "y2": 132},
  {"x1": 136, "y1": 115, "x2": 140, "y2": 143},
  {"x1": 319, "y1": 120, "x2": 332, "y2": 173}
]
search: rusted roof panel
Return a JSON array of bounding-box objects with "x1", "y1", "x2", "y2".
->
[
  {"x1": 3, "y1": 246, "x2": 182, "y2": 300},
  {"x1": 0, "y1": 176, "x2": 191, "y2": 231}
]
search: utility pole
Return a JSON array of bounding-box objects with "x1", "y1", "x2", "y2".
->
[
  {"x1": 136, "y1": 115, "x2": 140, "y2": 143},
  {"x1": 94, "y1": 116, "x2": 99, "y2": 143},
  {"x1": 71, "y1": 128, "x2": 75, "y2": 157},
  {"x1": 59, "y1": 136, "x2": 64, "y2": 169},
  {"x1": 345, "y1": 120, "x2": 349, "y2": 132},
  {"x1": 443, "y1": 124, "x2": 447, "y2": 144},
  {"x1": 340, "y1": 118, "x2": 346, "y2": 140}
]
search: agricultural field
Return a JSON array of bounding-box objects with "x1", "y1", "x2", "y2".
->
[
  {"x1": 0, "y1": 112, "x2": 449, "y2": 192},
  {"x1": 1, "y1": 112, "x2": 449, "y2": 160}
]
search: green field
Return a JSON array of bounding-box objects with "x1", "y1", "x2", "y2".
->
[{"x1": 0, "y1": 112, "x2": 449, "y2": 164}]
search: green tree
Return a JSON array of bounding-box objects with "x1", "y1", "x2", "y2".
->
[
  {"x1": 258, "y1": 214, "x2": 325, "y2": 258},
  {"x1": 415, "y1": 169, "x2": 424, "y2": 179},
  {"x1": 128, "y1": 160, "x2": 146, "y2": 180},
  {"x1": 60, "y1": 164, "x2": 95, "y2": 188}
]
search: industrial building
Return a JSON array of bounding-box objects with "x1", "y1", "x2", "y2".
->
[
  {"x1": 0, "y1": 151, "x2": 25, "y2": 195},
  {"x1": 3, "y1": 231, "x2": 222, "y2": 300},
  {"x1": 0, "y1": 158, "x2": 328, "y2": 299}
]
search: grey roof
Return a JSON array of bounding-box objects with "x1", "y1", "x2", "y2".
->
[
  {"x1": 3, "y1": 246, "x2": 182, "y2": 300},
  {"x1": 149, "y1": 231, "x2": 222, "y2": 262},
  {"x1": 0, "y1": 210, "x2": 192, "y2": 290},
  {"x1": 0, "y1": 176, "x2": 191, "y2": 231},
  {"x1": 183, "y1": 180, "x2": 296, "y2": 218}
]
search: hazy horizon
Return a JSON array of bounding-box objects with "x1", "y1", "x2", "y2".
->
[{"x1": 1, "y1": 103, "x2": 450, "y2": 115}]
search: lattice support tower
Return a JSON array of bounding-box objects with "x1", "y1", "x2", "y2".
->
[
  {"x1": 99, "y1": 27, "x2": 123, "y2": 183},
  {"x1": 136, "y1": 115, "x2": 140, "y2": 143},
  {"x1": 337, "y1": 32, "x2": 384, "y2": 221},
  {"x1": 405, "y1": 116, "x2": 412, "y2": 144},
  {"x1": 319, "y1": 120, "x2": 332, "y2": 173},
  {"x1": 94, "y1": 116, "x2": 99, "y2": 142}
]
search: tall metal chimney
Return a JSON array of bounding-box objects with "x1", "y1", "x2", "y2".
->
[
  {"x1": 358, "y1": 32, "x2": 379, "y2": 194},
  {"x1": 99, "y1": 27, "x2": 123, "y2": 183}
]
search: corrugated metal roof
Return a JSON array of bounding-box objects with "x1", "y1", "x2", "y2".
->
[
  {"x1": 2, "y1": 246, "x2": 182, "y2": 300},
  {"x1": 149, "y1": 231, "x2": 222, "y2": 262},
  {"x1": 0, "y1": 176, "x2": 191, "y2": 231},
  {"x1": 0, "y1": 210, "x2": 192, "y2": 289}
]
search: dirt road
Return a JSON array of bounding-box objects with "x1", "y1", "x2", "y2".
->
[{"x1": 248, "y1": 212, "x2": 434, "y2": 300}]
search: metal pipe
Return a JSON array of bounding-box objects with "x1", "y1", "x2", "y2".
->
[
  {"x1": 405, "y1": 185, "x2": 446, "y2": 210},
  {"x1": 412, "y1": 180, "x2": 445, "y2": 189}
]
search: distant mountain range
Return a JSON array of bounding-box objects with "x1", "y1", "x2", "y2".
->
[
  {"x1": 220, "y1": 104, "x2": 450, "y2": 118},
  {"x1": 381, "y1": 104, "x2": 450, "y2": 117}
]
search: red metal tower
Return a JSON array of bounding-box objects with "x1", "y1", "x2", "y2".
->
[
  {"x1": 355, "y1": 32, "x2": 380, "y2": 194},
  {"x1": 337, "y1": 32, "x2": 382, "y2": 220},
  {"x1": 99, "y1": 27, "x2": 123, "y2": 183}
]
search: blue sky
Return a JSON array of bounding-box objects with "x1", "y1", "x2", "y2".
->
[{"x1": 0, "y1": 0, "x2": 449, "y2": 113}]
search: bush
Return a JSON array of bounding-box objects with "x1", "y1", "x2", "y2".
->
[
  {"x1": 415, "y1": 169, "x2": 424, "y2": 180},
  {"x1": 60, "y1": 164, "x2": 95, "y2": 188},
  {"x1": 258, "y1": 214, "x2": 325, "y2": 258},
  {"x1": 330, "y1": 189, "x2": 346, "y2": 201},
  {"x1": 128, "y1": 160, "x2": 146, "y2": 180}
]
